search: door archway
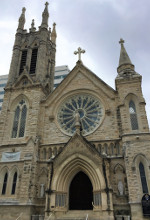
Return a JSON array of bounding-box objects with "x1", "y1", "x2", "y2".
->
[{"x1": 69, "y1": 171, "x2": 93, "y2": 210}]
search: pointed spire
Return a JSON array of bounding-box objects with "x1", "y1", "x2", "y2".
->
[
  {"x1": 30, "y1": 19, "x2": 36, "y2": 32},
  {"x1": 17, "y1": 7, "x2": 26, "y2": 30},
  {"x1": 41, "y1": 2, "x2": 49, "y2": 29},
  {"x1": 51, "y1": 23, "x2": 57, "y2": 43},
  {"x1": 117, "y1": 38, "x2": 134, "y2": 74}
]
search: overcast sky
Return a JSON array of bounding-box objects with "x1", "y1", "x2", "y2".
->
[{"x1": 0, "y1": 0, "x2": 149, "y2": 126}]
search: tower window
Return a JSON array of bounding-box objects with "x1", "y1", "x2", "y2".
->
[
  {"x1": 129, "y1": 100, "x2": 138, "y2": 130},
  {"x1": 30, "y1": 48, "x2": 38, "y2": 74},
  {"x1": 19, "y1": 50, "x2": 27, "y2": 75},
  {"x1": 12, "y1": 99, "x2": 27, "y2": 138},
  {"x1": 2, "y1": 173, "x2": 8, "y2": 195},
  {"x1": 11, "y1": 172, "x2": 17, "y2": 195},
  {"x1": 139, "y1": 162, "x2": 148, "y2": 194}
]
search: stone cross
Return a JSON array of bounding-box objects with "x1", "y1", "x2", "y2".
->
[
  {"x1": 45, "y1": 2, "x2": 49, "y2": 7},
  {"x1": 74, "y1": 47, "x2": 85, "y2": 61},
  {"x1": 119, "y1": 38, "x2": 125, "y2": 45}
]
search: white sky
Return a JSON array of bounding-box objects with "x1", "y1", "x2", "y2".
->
[{"x1": 0, "y1": 0, "x2": 149, "y2": 126}]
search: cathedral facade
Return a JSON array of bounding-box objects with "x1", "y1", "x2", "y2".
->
[{"x1": 0, "y1": 3, "x2": 150, "y2": 220}]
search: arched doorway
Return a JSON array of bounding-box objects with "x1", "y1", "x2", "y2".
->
[{"x1": 69, "y1": 171, "x2": 93, "y2": 210}]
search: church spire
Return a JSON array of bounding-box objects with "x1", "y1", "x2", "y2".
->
[
  {"x1": 117, "y1": 38, "x2": 134, "y2": 74},
  {"x1": 17, "y1": 7, "x2": 26, "y2": 31},
  {"x1": 41, "y1": 2, "x2": 49, "y2": 29}
]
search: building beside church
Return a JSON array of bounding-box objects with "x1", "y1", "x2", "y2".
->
[
  {"x1": 0, "y1": 3, "x2": 150, "y2": 220},
  {"x1": 0, "y1": 65, "x2": 70, "y2": 111}
]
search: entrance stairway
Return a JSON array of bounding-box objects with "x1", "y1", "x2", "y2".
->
[
  {"x1": 57, "y1": 210, "x2": 94, "y2": 220},
  {"x1": 56, "y1": 210, "x2": 114, "y2": 220}
]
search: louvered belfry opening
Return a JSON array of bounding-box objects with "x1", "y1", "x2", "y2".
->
[
  {"x1": 19, "y1": 50, "x2": 27, "y2": 75},
  {"x1": 30, "y1": 48, "x2": 38, "y2": 74},
  {"x1": 69, "y1": 171, "x2": 93, "y2": 210}
]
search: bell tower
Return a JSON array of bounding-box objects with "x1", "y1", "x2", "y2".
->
[
  {"x1": 7, "y1": 2, "x2": 57, "y2": 93},
  {"x1": 115, "y1": 38, "x2": 149, "y2": 135}
]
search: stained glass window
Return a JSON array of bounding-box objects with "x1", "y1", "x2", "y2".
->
[
  {"x1": 2, "y1": 173, "x2": 8, "y2": 195},
  {"x1": 57, "y1": 94, "x2": 103, "y2": 136},
  {"x1": 11, "y1": 172, "x2": 17, "y2": 195},
  {"x1": 19, "y1": 105, "x2": 27, "y2": 137},
  {"x1": 12, "y1": 106, "x2": 20, "y2": 138},
  {"x1": 129, "y1": 100, "x2": 138, "y2": 130},
  {"x1": 139, "y1": 162, "x2": 148, "y2": 194},
  {"x1": 12, "y1": 100, "x2": 27, "y2": 138}
]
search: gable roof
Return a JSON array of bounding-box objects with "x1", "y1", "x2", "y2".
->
[{"x1": 42, "y1": 61, "x2": 116, "y2": 104}]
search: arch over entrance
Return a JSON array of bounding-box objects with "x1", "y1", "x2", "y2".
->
[{"x1": 69, "y1": 171, "x2": 93, "y2": 210}]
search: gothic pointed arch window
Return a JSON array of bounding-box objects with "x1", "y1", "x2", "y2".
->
[
  {"x1": 129, "y1": 100, "x2": 138, "y2": 130},
  {"x1": 2, "y1": 172, "x2": 8, "y2": 195},
  {"x1": 11, "y1": 172, "x2": 18, "y2": 195},
  {"x1": 139, "y1": 162, "x2": 148, "y2": 194},
  {"x1": 30, "y1": 47, "x2": 38, "y2": 74},
  {"x1": 12, "y1": 99, "x2": 27, "y2": 138},
  {"x1": 19, "y1": 49, "x2": 28, "y2": 75}
]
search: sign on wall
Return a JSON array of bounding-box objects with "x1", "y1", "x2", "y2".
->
[{"x1": 1, "y1": 152, "x2": 21, "y2": 162}]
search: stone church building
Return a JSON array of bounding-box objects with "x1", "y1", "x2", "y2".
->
[{"x1": 0, "y1": 3, "x2": 150, "y2": 220}]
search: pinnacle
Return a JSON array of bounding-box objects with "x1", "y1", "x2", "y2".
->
[
  {"x1": 17, "y1": 7, "x2": 26, "y2": 31},
  {"x1": 41, "y1": 2, "x2": 49, "y2": 29},
  {"x1": 51, "y1": 23, "x2": 57, "y2": 43}
]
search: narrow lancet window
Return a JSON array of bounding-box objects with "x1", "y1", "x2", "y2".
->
[
  {"x1": 19, "y1": 50, "x2": 27, "y2": 75},
  {"x1": 12, "y1": 106, "x2": 20, "y2": 138},
  {"x1": 129, "y1": 100, "x2": 138, "y2": 130},
  {"x1": 19, "y1": 105, "x2": 27, "y2": 137},
  {"x1": 2, "y1": 173, "x2": 8, "y2": 195},
  {"x1": 30, "y1": 48, "x2": 38, "y2": 74},
  {"x1": 11, "y1": 172, "x2": 17, "y2": 195},
  {"x1": 139, "y1": 162, "x2": 148, "y2": 193},
  {"x1": 12, "y1": 100, "x2": 27, "y2": 138}
]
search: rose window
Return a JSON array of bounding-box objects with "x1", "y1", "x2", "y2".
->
[{"x1": 57, "y1": 94, "x2": 103, "y2": 136}]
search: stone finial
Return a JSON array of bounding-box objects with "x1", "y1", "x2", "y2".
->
[
  {"x1": 74, "y1": 47, "x2": 85, "y2": 63},
  {"x1": 117, "y1": 38, "x2": 134, "y2": 74},
  {"x1": 30, "y1": 19, "x2": 36, "y2": 32},
  {"x1": 41, "y1": 2, "x2": 49, "y2": 29},
  {"x1": 51, "y1": 23, "x2": 57, "y2": 43},
  {"x1": 18, "y1": 7, "x2": 26, "y2": 30}
]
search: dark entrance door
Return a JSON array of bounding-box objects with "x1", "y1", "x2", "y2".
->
[{"x1": 69, "y1": 171, "x2": 93, "y2": 210}]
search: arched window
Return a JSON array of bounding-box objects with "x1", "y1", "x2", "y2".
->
[
  {"x1": 19, "y1": 49, "x2": 27, "y2": 75},
  {"x1": 30, "y1": 48, "x2": 38, "y2": 74},
  {"x1": 43, "y1": 149, "x2": 46, "y2": 160},
  {"x1": 104, "y1": 143, "x2": 108, "y2": 155},
  {"x1": 11, "y1": 172, "x2": 17, "y2": 195},
  {"x1": 12, "y1": 99, "x2": 27, "y2": 138},
  {"x1": 49, "y1": 148, "x2": 52, "y2": 158},
  {"x1": 98, "y1": 144, "x2": 102, "y2": 154},
  {"x1": 139, "y1": 162, "x2": 148, "y2": 193},
  {"x1": 54, "y1": 147, "x2": 57, "y2": 156},
  {"x1": 129, "y1": 100, "x2": 138, "y2": 130},
  {"x1": 110, "y1": 143, "x2": 114, "y2": 155},
  {"x1": 2, "y1": 173, "x2": 8, "y2": 195}
]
